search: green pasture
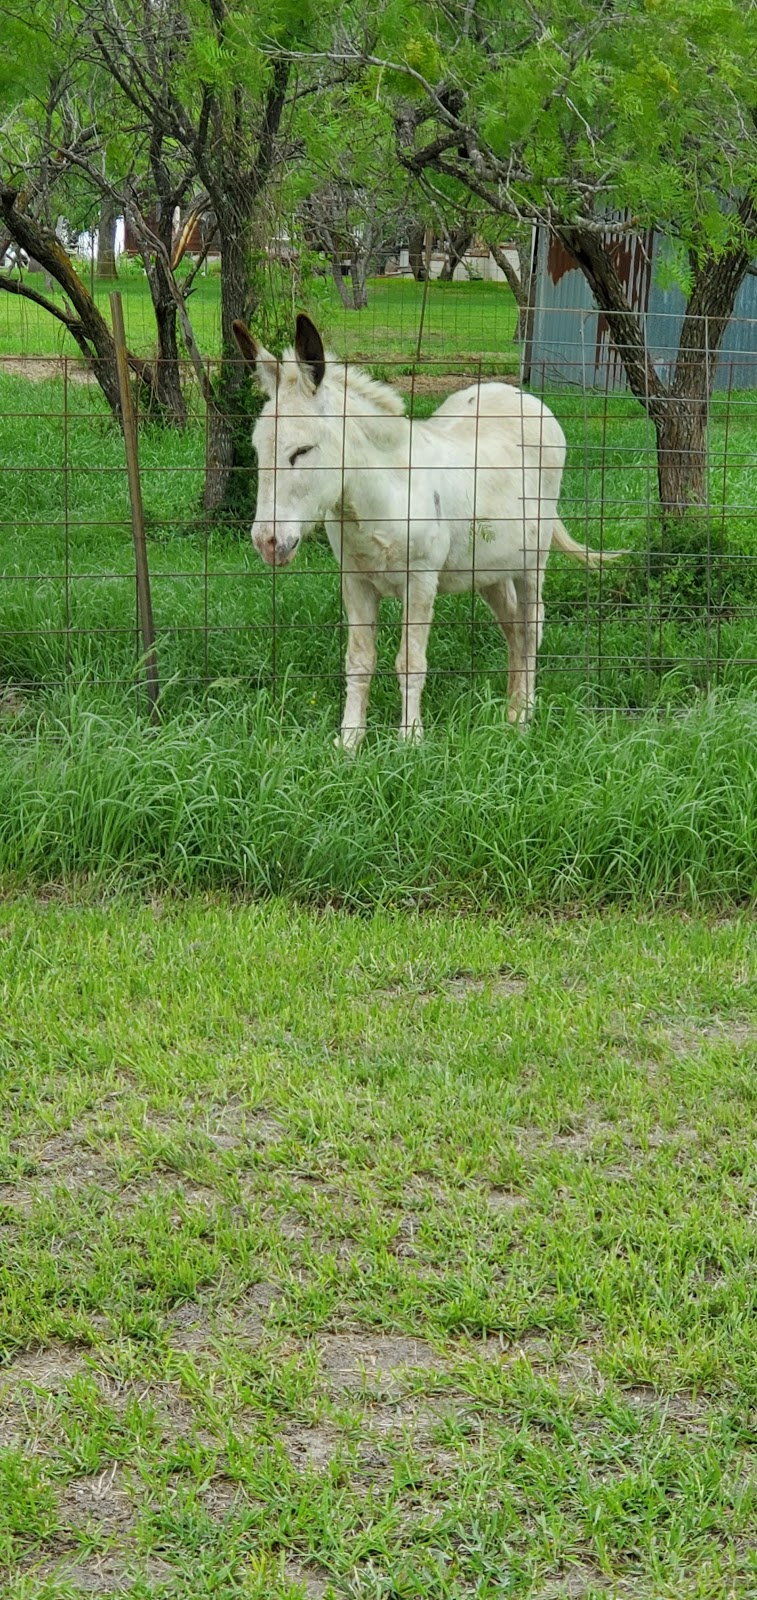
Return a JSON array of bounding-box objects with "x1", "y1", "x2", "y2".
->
[
  {"x1": 2, "y1": 897, "x2": 757, "y2": 1598},
  {"x1": 0, "y1": 267, "x2": 520, "y2": 369}
]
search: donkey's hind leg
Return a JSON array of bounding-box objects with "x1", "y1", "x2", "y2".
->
[{"x1": 481, "y1": 570, "x2": 544, "y2": 724}]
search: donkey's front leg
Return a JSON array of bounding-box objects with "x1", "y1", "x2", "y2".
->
[
  {"x1": 336, "y1": 570, "x2": 379, "y2": 751},
  {"x1": 396, "y1": 571, "x2": 439, "y2": 742}
]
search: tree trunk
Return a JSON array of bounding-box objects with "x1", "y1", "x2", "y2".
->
[
  {"x1": 438, "y1": 227, "x2": 473, "y2": 282},
  {"x1": 204, "y1": 213, "x2": 258, "y2": 516},
  {"x1": 654, "y1": 400, "x2": 708, "y2": 518},
  {"x1": 198, "y1": 61, "x2": 290, "y2": 514},
  {"x1": 135, "y1": 199, "x2": 187, "y2": 428},
  {"x1": 408, "y1": 222, "x2": 430, "y2": 280},
  {"x1": 490, "y1": 240, "x2": 531, "y2": 339},
  {"x1": 349, "y1": 252, "x2": 369, "y2": 309},
  {"x1": 329, "y1": 254, "x2": 352, "y2": 308},
  {"x1": 555, "y1": 215, "x2": 753, "y2": 522},
  {"x1": 150, "y1": 254, "x2": 187, "y2": 426},
  {"x1": 96, "y1": 196, "x2": 119, "y2": 278}
]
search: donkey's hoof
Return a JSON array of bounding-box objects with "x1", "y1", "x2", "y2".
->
[
  {"x1": 399, "y1": 722, "x2": 423, "y2": 745},
  {"x1": 334, "y1": 728, "x2": 363, "y2": 754}
]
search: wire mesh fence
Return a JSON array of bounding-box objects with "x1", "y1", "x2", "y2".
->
[{"x1": 2, "y1": 293, "x2": 757, "y2": 733}]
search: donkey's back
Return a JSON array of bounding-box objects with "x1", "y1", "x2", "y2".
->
[{"x1": 433, "y1": 380, "x2": 566, "y2": 479}]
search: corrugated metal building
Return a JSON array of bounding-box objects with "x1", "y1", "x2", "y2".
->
[{"x1": 523, "y1": 224, "x2": 757, "y2": 390}]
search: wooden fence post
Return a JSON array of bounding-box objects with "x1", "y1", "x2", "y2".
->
[{"x1": 110, "y1": 290, "x2": 160, "y2": 723}]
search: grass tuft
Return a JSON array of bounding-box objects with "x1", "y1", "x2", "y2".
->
[{"x1": 1, "y1": 690, "x2": 757, "y2": 905}]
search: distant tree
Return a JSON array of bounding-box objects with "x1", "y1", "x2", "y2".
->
[
  {"x1": 96, "y1": 195, "x2": 118, "y2": 278},
  {"x1": 296, "y1": 86, "x2": 411, "y2": 310}
]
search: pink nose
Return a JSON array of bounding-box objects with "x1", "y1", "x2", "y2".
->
[{"x1": 254, "y1": 528, "x2": 299, "y2": 566}]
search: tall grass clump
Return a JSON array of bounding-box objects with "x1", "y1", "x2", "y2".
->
[{"x1": 1, "y1": 689, "x2": 756, "y2": 906}]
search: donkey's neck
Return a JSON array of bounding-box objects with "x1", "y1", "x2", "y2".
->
[
  {"x1": 340, "y1": 412, "x2": 411, "y2": 525},
  {"x1": 320, "y1": 368, "x2": 411, "y2": 525}
]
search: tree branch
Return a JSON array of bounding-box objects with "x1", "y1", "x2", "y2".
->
[{"x1": 0, "y1": 271, "x2": 84, "y2": 332}]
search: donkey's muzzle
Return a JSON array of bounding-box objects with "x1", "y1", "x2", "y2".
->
[{"x1": 254, "y1": 528, "x2": 300, "y2": 567}]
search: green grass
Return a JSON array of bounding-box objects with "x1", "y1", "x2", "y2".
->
[
  {"x1": 2, "y1": 895, "x2": 757, "y2": 1597},
  {"x1": 0, "y1": 265, "x2": 520, "y2": 368},
  {"x1": 1, "y1": 692, "x2": 757, "y2": 906},
  {"x1": 3, "y1": 267, "x2": 757, "y2": 1600}
]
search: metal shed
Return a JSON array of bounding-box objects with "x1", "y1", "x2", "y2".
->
[{"x1": 523, "y1": 224, "x2": 757, "y2": 391}]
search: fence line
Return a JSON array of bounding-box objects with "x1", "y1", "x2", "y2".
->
[{"x1": 1, "y1": 304, "x2": 757, "y2": 727}]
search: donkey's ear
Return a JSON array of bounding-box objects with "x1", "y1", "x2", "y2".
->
[
  {"x1": 294, "y1": 313, "x2": 326, "y2": 391},
  {"x1": 232, "y1": 320, "x2": 279, "y2": 397}
]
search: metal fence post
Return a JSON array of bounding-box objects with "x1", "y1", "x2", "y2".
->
[{"x1": 109, "y1": 290, "x2": 160, "y2": 723}]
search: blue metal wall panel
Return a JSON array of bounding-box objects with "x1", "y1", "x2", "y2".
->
[{"x1": 526, "y1": 228, "x2": 757, "y2": 391}]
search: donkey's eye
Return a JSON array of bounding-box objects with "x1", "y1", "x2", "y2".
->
[{"x1": 289, "y1": 445, "x2": 314, "y2": 467}]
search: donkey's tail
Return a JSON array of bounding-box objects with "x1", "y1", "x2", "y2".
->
[{"x1": 552, "y1": 519, "x2": 625, "y2": 569}]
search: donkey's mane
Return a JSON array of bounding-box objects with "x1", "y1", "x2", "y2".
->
[
  {"x1": 280, "y1": 347, "x2": 406, "y2": 417},
  {"x1": 339, "y1": 363, "x2": 406, "y2": 416}
]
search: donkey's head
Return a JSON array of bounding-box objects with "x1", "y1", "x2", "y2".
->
[{"x1": 232, "y1": 313, "x2": 344, "y2": 567}]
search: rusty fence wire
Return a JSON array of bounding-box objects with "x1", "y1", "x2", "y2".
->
[{"x1": 2, "y1": 307, "x2": 757, "y2": 731}]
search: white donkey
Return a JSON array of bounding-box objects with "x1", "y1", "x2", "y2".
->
[{"x1": 233, "y1": 313, "x2": 620, "y2": 747}]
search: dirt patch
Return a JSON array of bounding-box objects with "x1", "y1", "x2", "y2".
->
[
  {"x1": 653, "y1": 1017, "x2": 756, "y2": 1056},
  {"x1": 174, "y1": 1285, "x2": 298, "y2": 1356},
  {"x1": 363, "y1": 1396, "x2": 469, "y2": 1454},
  {"x1": 644, "y1": 1124, "x2": 700, "y2": 1151},
  {"x1": 389, "y1": 1212, "x2": 423, "y2": 1259},
  {"x1": 165, "y1": 1301, "x2": 216, "y2": 1354},
  {"x1": 443, "y1": 969, "x2": 527, "y2": 1000},
  {"x1": 0, "y1": 1399, "x2": 25, "y2": 1448},
  {"x1": 533, "y1": 1563, "x2": 612, "y2": 1598},
  {"x1": 57, "y1": 1465, "x2": 135, "y2": 1539},
  {"x1": 31, "y1": 1129, "x2": 120, "y2": 1195},
  {"x1": 140, "y1": 1381, "x2": 218, "y2": 1447},
  {"x1": 190, "y1": 1102, "x2": 274, "y2": 1152},
  {"x1": 472, "y1": 1333, "x2": 552, "y2": 1370},
  {"x1": 318, "y1": 1333, "x2": 443, "y2": 1398},
  {"x1": 226, "y1": 1281, "x2": 281, "y2": 1343},
  {"x1": 487, "y1": 1187, "x2": 527, "y2": 1213},
  {"x1": 1, "y1": 1341, "x2": 90, "y2": 1392},
  {"x1": 361, "y1": 1396, "x2": 432, "y2": 1438},
  {"x1": 89, "y1": 1372, "x2": 217, "y2": 1449},
  {"x1": 554, "y1": 1350, "x2": 605, "y2": 1396},
  {"x1": 140, "y1": 1103, "x2": 285, "y2": 1155},
  {"x1": 118, "y1": 1172, "x2": 217, "y2": 1212},
  {"x1": 268, "y1": 1208, "x2": 311, "y2": 1244},
  {"x1": 26, "y1": 1552, "x2": 174, "y2": 1594},
  {"x1": 283, "y1": 1559, "x2": 334, "y2": 1598},
  {"x1": 619, "y1": 1384, "x2": 712, "y2": 1420},
  {"x1": 0, "y1": 1183, "x2": 35, "y2": 1216},
  {"x1": 377, "y1": 968, "x2": 526, "y2": 1004},
  {"x1": 280, "y1": 1423, "x2": 338, "y2": 1473},
  {"x1": 512, "y1": 1116, "x2": 623, "y2": 1157},
  {"x1": 200, "y1": 1475, "x2": 245, "y2": 1518},
  {"x1": 1, "y1": 356, "x2": 95, "y2": 384},
  {"x1": 475, "y1": 1336, "x2": 611, "y2": 1399},
  {"x1": 385, "y1": 372, "x2": 520, "y2": 399},
  {"x1": 0, "y1": 687, "x2": 27, "y2": 719}
]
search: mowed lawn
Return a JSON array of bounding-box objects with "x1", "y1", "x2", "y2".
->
[
  {"x1": 0, "y1": 270, "x2": 519, "y2": 369},
  {"x1": 2, "y1": 898, "x2": 757, "y2": 1598}
]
